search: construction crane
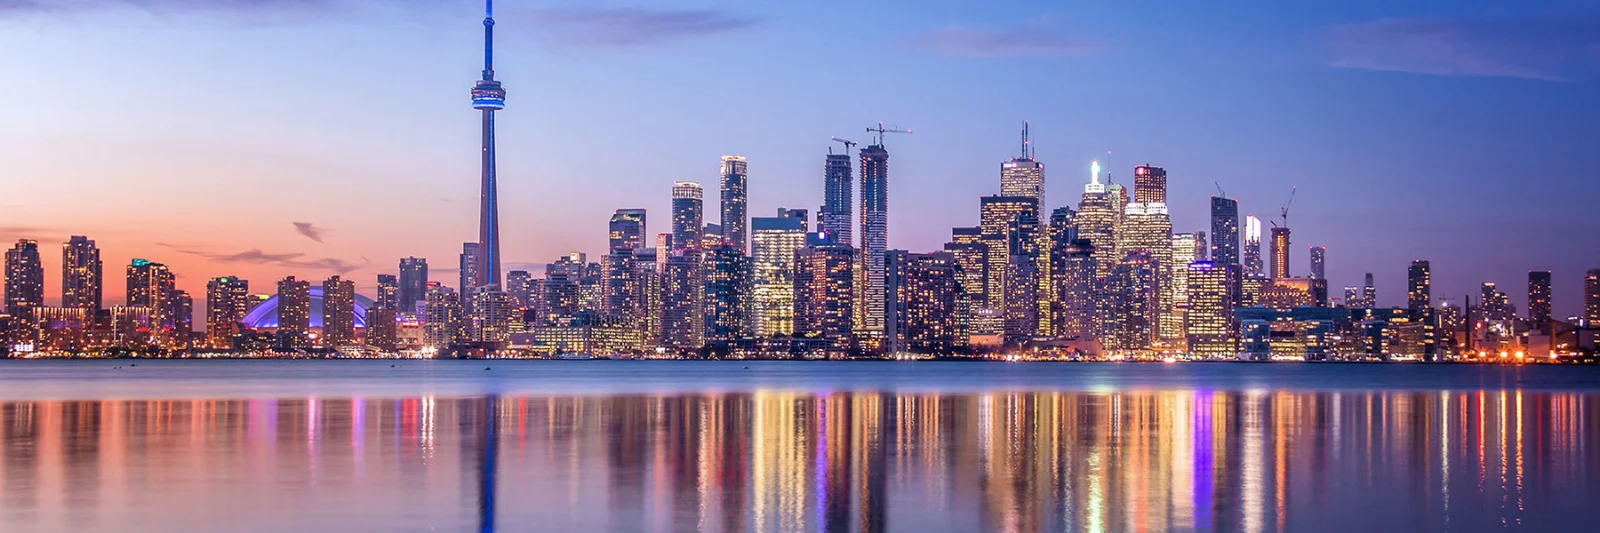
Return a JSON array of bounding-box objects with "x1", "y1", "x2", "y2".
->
[
  {"x1": 1214, "y1": 181, "x2": 1227, "y2": 198},
  {"x1": 866, "y1": 122, "x2": 912, "y2": 145},
  {"x1": 1271, "y1": 186, "x2": 1297, "y2": 228},
  {"x1": 829, "y1": 137, "x2": 857, "y2": 155}
]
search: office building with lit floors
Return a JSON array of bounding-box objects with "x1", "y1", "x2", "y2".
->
[
  {"x1": 1102, "y1": 251, "x2": 1160, "y2": 354},
  {"x1": 1050, "y1": 239, "x2": 1097, "y2": 340},
  {"x1": 61, "y1": 236, "x2": 103, "y2": 311},
  {"x1": 1119, "y1": 202, "x2": 1175, "y2": 342},
  {"x1": 703, "y1": 240, "x2": 751, "y2": 344},
  {"x1": 886, "y1": 251, "x2": 962, "y2": 355},
  {"x1": 1210, "y1": 196, "x2": 1240, "y2": 266},
  {"x1": 1528, "y1": 271, "x2": 1552, "y2": 335},
  {"x1": 399, "y1": 257, "x2": 428, "y2": 314},
  {"x1": 720, "y1": 155, "x2": 748, "y2": 253},
  {"x1": 1242, "y1": 215, "x2": 1264, "y2": 277},
  {"x1": 466, "y1": 286, "x2": 513, "y2": 344},
  {"x1": 751, "y1": 214, "x2": 807, "y2": 336},
  {"x1": 794, "y1": 245, "x2": 855, "y2": 358},
  {"x1": 1585, "y1": 269, "x2": 1600, "y2": 326},
  {"x1": 1074, "y1": 162, "x2": 1118, "y2": 279},
  {"x1": 1269, "y1": 227, "x2": 1290, "y2": 279},
  {"x1": 205, "y1": 276, "x2": 250, "y2": 349},
  {"x1": 1185, "y1": 261, "x2": 1237, "y2": 359},
  {"x1": 659, "y1": 251, "x2": 704, "y2": 354},
  {"x1": 1408, "y1": 260, "x2": 1431, "y2": 310}
]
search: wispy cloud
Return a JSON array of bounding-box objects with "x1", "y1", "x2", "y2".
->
[
  {"x1": 517, "y1": 8, "x2": 756, "y2": 50},
  {"x1": 292, "y1": 222, "x2": 326, "y2": 244},
  {"x1": 160, "y1": 243, "x2": 370, "y2": 274},
  {"x1": 0, "y1": 0, "x2": 423, "y2": 22},
  {"x1": 1320, "y1": 18, "x2": 1600, "y2": 81},
  {"x1": 900, "y1": 21, "x2": 1100, "y2": 58}
]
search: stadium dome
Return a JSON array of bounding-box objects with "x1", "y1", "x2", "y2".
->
[{"x1": 241, "y1": 287, "x2": 376, "y2": 329}]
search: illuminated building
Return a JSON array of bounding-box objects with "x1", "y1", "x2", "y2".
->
[
  {"x1": 4, "y1": 239, "x2": 44, "y2": 320},
  {"x1": 1242, "y1": 215, "x2": 1264, "y2": 277},
  {"x1": 470, "y1": 0, "x2": 506, "y2": 289},
  {"x1": 126, "y1": 259, "x2": 176, "y2": 340},
  {"x1": 1268, "y1": 227, "x2": 1290, "y2": 279},
  {"x1": 459, "y1": 242, "x2": 480, "y2": 307},
  {"x1": 1258, "y1": 277, "x2": 1327, "y2": 309},
  {"x1": 1073, "y1": 160, "x2": 1118, "y2": 279},
  {"x1": 633, "y1": 248, "x2": 660, "y2": 344},
  {"x1": 520, "y1": 314, "x2": 643, "y2": 356},
  {"x1": 1585, "y1": 269, "x2": 1600, "y2": 326},
  {"x1": 1000, "y1": 122, "x2": 1044, "y2": 205},
  {"x1": 1118, "y1": 201, "x2": 1175, "y2": 340},
  {"x1": 1361, "y1": 273, "x2": 1376, "y2": 308},
  {"x1": 1355, "y1": 307, "x2": 1438, "y2": 361},
  {"x1": 1309, "y1": 246, "x2": 1326, "y2": 280},
  {"x1": 1103, "y1": 251, "x2": 1158, "y2": 352},
  {"x1": 171, "y1": 290, "x2": 193, "y2": 347},
  {"x1": 822, "y1": 149, "x2": 853, "y2": 247},
  {"x1": 942, "y1": 240, "x2": 987, "y2": 339},
  {"x1": 858, "y1": 142, "x2": 890, "y2": 336},
  {"x1": 1170, "y1": 233, "x2": 1197, "y2": 346},
  {"x1": 504, "y1": 270, "x2": 531, "y2": 308},
  {"x1": 108, "y1": 305, "x2": 155, "y2": 348},
  {"x1": 1407, "y1": 260, "x2": 1431, "y2": 311},
  {"x1": 61, "y1": 236, "x2": 102, "y2": 311},
  {"x1": 1481, "y1": 282, "x2": 1514, "y2": 321},
  {"x1": 1132, "y1": 165, "x2": 1167, "y2": 204},
  {"x1": 321, "y1": 276, "x2": 357, "y2": 346},
  {"x1": 1238, "y1": 307, "x2": 1350, "y2": 361},
  {"x1": 1209, "y1": 195, "x2": 1235, "y2": 265},
  {"x1": 34, "y1": 307, "x2": 91, "y2": 352},
  {"x1": 205, "y1": 276, "x2": 249, "y2": 348},
  {"x1": 672, "y1": 182, "x2": 704, "y2": 251},
  {"x1": 1002, "y1": 247, "x2": 1039, "y2": 343},
  {"x1": 751, "y1": 214, "x2": 807, "y2": 336},
  {"x1": 605, "y1": 209, "x2": 647, "y2": 324},
  {"x1": 1050, "y1": 238, "x2": 1097, "y2": 339},
  {"x1": 375, "y1": 274, "x2": 400, "y2": 311},
  {"x1": 1344, "y1": 287, "x2": 1360, "y2": 307},
  {"x1": 366, "y1": 307, "x2": 397, "y2": 351},
  {"x1": 1186, "y1": 261, "x2": 1236, "y2": 359},
  {"x1": 239, "y1": 289, "x2": 375, "y2": 331},
  {"x1": 466, "y1": 285, "x2": 513, "y2": 344},
  {"x1": 720, "y1": 155, "x2": 749, "y2": 253},
  {"x1": 1528, "y1": 270, "x2": 1552, "y2": 335},
  {"x1": 540, "y1": 252, "x2": 588, "y2": 320},
  {"x1": 660, "y1": 182, "x2": 706, "y2": 353},
  {"x1": 275, "y1": 276, "x2": 311, "y2": 348},
  {"x1": 398, "y1": 257, "x2": 428, "y2": 315},
  {"x1": 979, "y1": 196, "x2": 1038, "y2": 310},
  {"x1": 794, "y1": 245, "x2": 855, "y2": 356},
  {"x1": 424, "y1": 284, "x2": 463, "y2": 348},
  {"x1": 703, "y1": 239, "x2": 751, "y2": 343},
  {"x1": 886, "y1": 251, "x2": 961, "y2": 354}
]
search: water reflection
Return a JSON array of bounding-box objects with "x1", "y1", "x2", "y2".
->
[{"x1": 2, "y1": 391, "x2": 1596, "y2": 532}]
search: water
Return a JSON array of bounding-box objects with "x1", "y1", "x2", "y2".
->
[{"x1": 1, "y1": 361, "x2": 1597, "y2": 532}]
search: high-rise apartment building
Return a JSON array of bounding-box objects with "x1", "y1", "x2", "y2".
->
[
  {"x1": 1186, "y1": 261, "x2": 1237, "y2": 359},
  {"x1": 321, "y1": 276, "x2": 356, "y2": 346},
  {"x1": 459, "y1": 242, "x2": 481, "y2": 307},
  {"x1": 399, "y1": 257, "x2": 428, "y2": 314},
  {"x1": 61, "y1": 236, "x2": 102, "y2": 311},
  {"x1": 1310, "y1": 246, "x2": 1326, "y2": 280},
  {"x1": 1362, "y1": 273, "x2": 1376, "y2": 308},
  {"x1": 424, "y1": 284, "x2": 462, "y2": 348},
  {"x1": 794, "y1": 245, "x2": 855, "y2": 356},
  {"x1": 5, "y1": 240, "x2": 44, "y2": 320},
  {"x1": 375, "y1": 274, "x2": 399, "y2": 311},
  {"x1": 503, "y1": 271, "x2": 531, "y2": 308},
  {"x1": 126, "y1": 259, "x2": 176, "y2": 336},
  {"x1": 1242, "y1": 215, "x2": 1264, "y2": 277},
  {"x1": 751, "y1": 213, "x2": 807, "y2": 336},
  {"x1": 703, "y1": 240, "x2": 750, "y2": 343},
  {"x1": 858, "y1": 143, "x2": 891, "y2": 335},
  {"x1": 886, "y1": 251, "x2": 961, "y2": 354},
  {"x1": 466, "y1": 285, "x2": 513, "y2": 344},
  {"x1": 822, "y1": 150, "x2": 853, "y2": 246},
  {"x1": 1585, "y1": 269, "x2": 1600, "y2": 326},
  {"x1": 659, "y1": 182, "x2": 706, "y2": 353},
  {"x1": 1343, "y1": 287, "x2": 1360, "y2": 307},
  {"x1": 276, "y1": 276, "x2": 311, "y2": 348},
  {"x1": 205, "y1": 276, "x2": 249, "y2": 348},
  {"x1": 1407, "y1": 260, "x2": 1431, "y2": 311},
  {"x1": 1269, "y1": 227, "x2": 1290, "y2": 279},
  {"x1": 720, "y1": 155, "x2": 748, "y2": 253},
  {"x1": 1528, "y1": 271, "x2": 1552, "y2": 334},
  {"x1": 1133, "y1": 165, "x2": 1167, "y2": 204}
]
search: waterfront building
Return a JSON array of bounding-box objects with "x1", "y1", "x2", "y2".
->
[
  {"x1": 275, "y1": 276, "x2": 311, "y2": 349},
  {"x1": 751, "y1": 213, "x2": 807, "y2": 336},
  {"x1": 794, "y1": 245, "x2": 855, "y2": 357},
  {"x1": 1119, "y1": 202, "x2": 1175, "y2": 341},
  {"x1": 1186, "y1": 261, "x2": 1237, "y2": 359},
  {"x1": 1102, "y1": 251, "x2": 1159, "y2": 353},
  {"x1": 466, "y1": 286, "x2": 513, "y2": 344},
  {"x1": 886, "y1": 251, "x2": 962, "y2": 355},
  {"x1": 1528, "y1": 270, "x2": 1552, "y2": 334},
  {"x1": 321, "y1": 276, "x2": 357, "y2": 346},
  {"x1": 5, "y1": 240, "x2": 44, "y2": 320},
  {"x1": 703, "y1": 239, "x2": 751, "y2": 343},
  {"x1": 1237, "y1": 307, "x2": 1351, "y2": 361},
  {"x1": 1050, "y1": 238, "x2": 1097, "y2": 340},
  {"x1": 61, "y1": 236, "x2": 102, "y2": 311},
  {"x1": 399, "y1": 257, "x2": 428, "y2": 314},
  {"x1": 424, "y1": 285, "x2": 463, "y2": 349},
  {"x1": 858, "y1": 142, "x2": 890, "y2": 335},
  {"x1": 376, "y1": 274, "x2": 400, "y2": 311},
  {"x1": 205, "y1": 276, "x2": 249, "y2": 348}
]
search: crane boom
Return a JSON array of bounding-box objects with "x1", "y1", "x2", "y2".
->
[
  {"x1": 1214, "y1": 181, "x2": 1226, "y2": 198},
  {"x1": 829, "y1": 137, "x2": 857, "y2": 155},
  {"x1": 1279, "y1": 186, "x2": 1298, "y2": 228},
  {"x1": 866, "y1": 122, "x2": 912, "y2": 145}
]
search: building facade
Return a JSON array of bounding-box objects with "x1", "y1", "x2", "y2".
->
[{"x1": 720, "y1": 155, "x2": 748, "y2": 253}]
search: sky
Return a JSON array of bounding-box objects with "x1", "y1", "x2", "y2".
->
[{"x1": 1, "y1": 0, "x2": 1598, "y2": 317}]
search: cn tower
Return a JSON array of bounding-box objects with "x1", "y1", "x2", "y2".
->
[{"x1": 470, "y1": 0, "x2": 506, "y2": 289}]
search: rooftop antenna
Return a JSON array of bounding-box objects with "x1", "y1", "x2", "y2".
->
[{"x1": 1020, "y1": 121, "x2": 1032, "y2": 160}]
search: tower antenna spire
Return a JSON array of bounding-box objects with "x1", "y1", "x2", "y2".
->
[
  {"x1": 482, "y1": 0, "x2": 495, "y2": 81},
  {"x1": 1020, "y1": 120, "x2": 1031, "y2": 160}
]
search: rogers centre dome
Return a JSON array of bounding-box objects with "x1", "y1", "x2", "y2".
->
[{"x1": 241, "y1": 287, "x2": 377, "y2": 329}]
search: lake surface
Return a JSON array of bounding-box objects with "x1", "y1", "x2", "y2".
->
[{"x1": 1, "y1": 361, "x2": 1597, "y2": 532}]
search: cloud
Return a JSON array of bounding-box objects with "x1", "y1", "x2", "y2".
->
[
  {"x1": 1320, "y1": 18, "x2": 1600, "y2": 81},
  {"x1": 292, "y1": 222, "x2": 326, "y2": 243},
  {"x1": 517, "y1": 8, "x2": 756, "y2": 50},
  {"x1": 0, "y1": 0, "x2": 424, "y2": 22},
  {"x1": 900, "y1": 22, "x2": 1099, "y2": 58},
  {"x1": 160, "y1": 244, "x2": 370, "y2": 274}
]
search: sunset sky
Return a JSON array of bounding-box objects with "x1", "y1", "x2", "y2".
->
[{"x1": 1, "y1": 0, "x2": 1597, "y2": 316}]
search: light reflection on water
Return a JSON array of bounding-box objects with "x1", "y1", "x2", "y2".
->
[{"x1": 1, "y1": 387, "x2": 1596, "y2": 532}]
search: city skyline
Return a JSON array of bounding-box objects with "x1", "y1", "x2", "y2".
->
[{"x1": 2, "y1": 1, "x2": 1598, "y2": 318}]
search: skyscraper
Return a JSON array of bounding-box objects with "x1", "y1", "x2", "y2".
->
[
  {"x1": 276, "y1": 276, "x2": 311, "y2": 348},
  {"x1": 859, "y1": 141, "x2": 891, "y2": 335},
  {"x1": 1343, "y1": 287, "x2": 1360, "y2": 307},
  {"x1": 605, "y1": 209, "x2": 646, "y2": 324},
  {"x1": 610, "y1": 209, "x2": 647, "y2": 251},
  {"x1": 1133, "y1": 165, "x2": 1167, "y2": 204},
  {"x1": 822, "y1": 149, "x2": 853, "y2": 246},
  {"x1": 671, "y1": 182, "x2": 704, "y2": 254},
  {"x1": 1408, "y1": 260, "x2": 1431, "y2": 311},
  {"x1": 1103, "y1": 251, "x2": 1159, "y2": 352},
  {"x1": 205, "y1": 276, "x2": 249, "y2": 348},
  {"x1": 1073, "y1": 161, "x2": 1118, "y2": 279},
  {"x1": 4, "y1": 240, "x2": 44, "y2": 320},
  {"x1": 1309, "y1": 246, "x2": 1326, "y2": 280},
  {"x1": 751, "y1": 213, "x2": 807, "y2": 336},
  {"x1": 466, "y1": 285, "x2": 513, "y2": 343},
  {"x1": 1171, "y1": 233, "x2": 1198, "y2": 345},
  {"x1": 321, "y1": 276, "x2": 356, "y2": 346},
  {"x1": 720, "y1": 155, "x2": 749, "y2": 253},
  {"x1": 1000, "y1": 122, "x2": 1044, "y2": 205},
  {"x1": 1001, "y1": 206, "x2": 1043, "y2": 343},
  {"x1": 61, "y1": 236, "x2": 102, "y2": 311},
  {"x1": 399, "y1": 257, "x2": 428, "y2": 314},
  {"x1": 661, "y1": 182, "x2": 706, "y2": 353},
  {"x1": 1186, "y1": 261, "x2": 1236, "y2": 359},
  {"x1": 470, "y1": 0, "x2": 507, "y2": 289},
  {"x1": 376, "y1": 274, "x2": 400, "y2": 311},
  {"x1": 1119, "y1": 202, "x2": 1175, "y2": 340},
  {"x1": 794, "y1": 245, "x2": 855, "y2": 356},
  {"x1": 886, "y1": 251, "x2": 961, "y2": 354},
  {"x1": 979, "y1": 196, "x2": 1040, "y2": 311},
  {"x1": 424, "y1": 284, "x2": 463, "y2": 348},
  {"x1": 1268, "y1": 227, "x2": 1290, "y2": 279},
  {"x1": 1050, "y1": 239, "x2": 1097, "y2": 340},
  {"x1": 1362, "y1": 273, "x2": 1376, "y2": 308},
  {"x1": 703, "y1": 240, "x2": 750, "y2": 343},
  {"x1": 1528, "y1": 270, "x2": 1552, "y2": 335},
  {"x1": 1585, "y1": 269, "x2": 1600, "y2": 326},
  {"x1": 1242, "y1": 215, "x2": 1264, "y2": 277},
  {"x1": 126, "y1": 259, "x2": 176, "y2": 336},
  {"x1": 171, "y1": 290, "x2": 193, "y2": 347}
]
